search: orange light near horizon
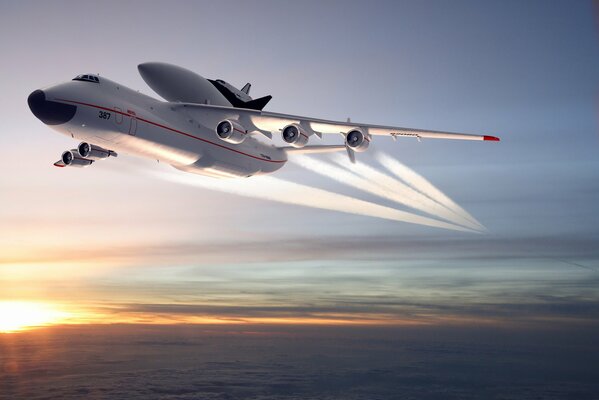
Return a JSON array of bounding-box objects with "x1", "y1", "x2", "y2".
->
[
  {"x1": 0, "y1": 301, "x2": 70, "y2": 333},
  {"x1": 75, "y1": 312, "x2": 434, "y2": 327},
  {"x1": 0, "y1": 302, "x2": 507, "y2": 331}
]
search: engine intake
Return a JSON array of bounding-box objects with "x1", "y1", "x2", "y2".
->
[
  {"x1": 61, "y1": 150, "x2": 93, "y2": 167},
  {"x1": 216, "y1": 119, "x2": 247, "y2": 144},
  {"x1": 77, "y1": 142, "x2": 116, "y2": 160},
  {"x1": 282, "y1": 124, "x2": 309, "y2": 148},
  {"x1": 345, "y1": 129, "x2": 370, "y2": 152}
]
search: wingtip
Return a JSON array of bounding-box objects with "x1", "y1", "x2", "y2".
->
[{"x1": 483, "y1": 135, "x2": 500, "y2": 142}]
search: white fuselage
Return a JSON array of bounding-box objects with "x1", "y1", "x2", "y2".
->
[{"x1": 40, "y1": 76, "x2": 287, "y2": 178}]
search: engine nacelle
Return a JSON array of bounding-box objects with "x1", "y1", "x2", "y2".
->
[
  {"x1": 215, "y1": 119, "x2": 247, "y2": 144},
  {"x1": 281, "y1": 124, "x2": 309, "y2": 148},
  {"x1": 345, "y1": 129, "x2": 371, "y2": 152},
  {"x1": 77, "y1": 142, "x2": 115, "y2": 160},
  {"x1": 61, "y1": 150, "x2": 93, "y2": 167}
]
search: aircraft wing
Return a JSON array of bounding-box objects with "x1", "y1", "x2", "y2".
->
[
  {"x1": 254, "y1": 110, "x2": 500, "y2": 142},
  {"x1": 176, "y1": 103, "x2": 500, "y2": 142}
]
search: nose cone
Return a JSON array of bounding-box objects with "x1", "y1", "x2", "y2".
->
[{"x1": 28, "y1": 89, "x2": 76, "y2": 125}]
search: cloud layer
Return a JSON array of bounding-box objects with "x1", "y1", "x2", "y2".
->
[{"x1": 2, "y1": 324, "x2": 599, "y2": 400}]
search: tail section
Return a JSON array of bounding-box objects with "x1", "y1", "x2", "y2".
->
[
  {"x1": 243, "y1": 95, "x2": 272, "y2": 111},
  {"x1": 241, "y1": 83, "x2": 251, "y2": 95},
  {"x1": 208, "y1": 78, "x2": 272, "y2": 110}
]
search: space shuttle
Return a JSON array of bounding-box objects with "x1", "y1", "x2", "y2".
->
[{"x1": 138, "y1": 63, "x2": 272, "y2": 111}]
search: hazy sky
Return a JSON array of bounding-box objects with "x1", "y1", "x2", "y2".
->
[{"x1": 0, "y1": 0, "x2": 598, "y2": 329}]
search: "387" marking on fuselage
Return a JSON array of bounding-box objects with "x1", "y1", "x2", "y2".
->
[{"x1": 98, "y1": 111, "x2": 111, "y2": 120}]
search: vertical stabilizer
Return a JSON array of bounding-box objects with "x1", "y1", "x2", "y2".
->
[{"x1": 241, "y1": 83, "x2": 251, "y2": 95}]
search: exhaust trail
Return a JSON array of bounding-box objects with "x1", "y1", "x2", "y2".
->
[
  {"x1": 291, "y1": 154, "x2": 412, "y2": 208},
  {"x1": 329, "y1": 153, "x2": 483, "y2": 231},
  {"x1": 152, "y1": 170, "x2": 479, "y2": 233},
  {"x1": 292, "y1": 154, "x2": 480, "y2": 231},
  {"x1": 375, "y1": 152, "x2": 485, "y2": 230}
]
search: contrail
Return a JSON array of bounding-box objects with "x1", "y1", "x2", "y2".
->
[
  {"x1": 152, "y1": 170, "x2": 478, "y2": 233},
  {"x1": 375, "y1": 152, "x2": 485, "y2": 231},
  {"x1": 291, "y1": 154, "x2": 413, "y2": 209},
  {"x1": 328, "y1": 154, "x2": 482, "y2": 231},
  {"x1": 292, "y1": 154, "x2": 481, "y2": 231}
]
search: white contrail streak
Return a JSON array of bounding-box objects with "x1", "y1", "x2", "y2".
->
[
  {"x1": 292, "y1": 154, "x2": 413, "y2": 208},
  {"x1": 375, "y1": 152, "x2": 485, "y2": 230},
  {"x1": 152, "y1": 170, "x2": 478, "y2": 233},
  {"x1": 333, "y1": 154, "x2": 486, "y2": 230},
  {"x1": 292, "y1": 154, "x2": 480, "y2": 231}
]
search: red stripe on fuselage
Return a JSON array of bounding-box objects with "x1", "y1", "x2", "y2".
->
[{"x1": 55, "y1": 98, "x2": 286, "y2": 164}]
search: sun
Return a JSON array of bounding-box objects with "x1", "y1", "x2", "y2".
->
[{"x1": 0, "y1": 301, "x2": 69, "y2": 333}]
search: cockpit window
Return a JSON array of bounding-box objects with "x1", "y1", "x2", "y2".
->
[
  {"x1": 73, "y1": 74, "x2": 100, "y2": 83},
  {"x1": 216, "y1": 79, "x2": 225, "y2": 84}
]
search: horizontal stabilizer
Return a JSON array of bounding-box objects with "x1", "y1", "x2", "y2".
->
[{"x1": 283, "y1": 145, "x2": 347, "y2": 154}]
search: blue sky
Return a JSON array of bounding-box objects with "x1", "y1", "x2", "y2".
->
[{"x1": 0, "y1": 0, "x2": 598, "y2": 328}]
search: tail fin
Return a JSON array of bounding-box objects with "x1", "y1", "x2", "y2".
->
[
  {"x1": 243, "y1": 95, "x2": 272, "y2": 111},
  {"x1": 241, "y1": 83, "x2": 251, "y2": 95}
]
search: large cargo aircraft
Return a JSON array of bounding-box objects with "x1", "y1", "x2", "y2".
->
[{"x1": 28, "y1": 62, "x2": 499, "y2": 178}]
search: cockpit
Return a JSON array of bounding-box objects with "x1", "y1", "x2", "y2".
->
[{"x1": 72, "y1": 74, "x2": 100, "y2": 83}]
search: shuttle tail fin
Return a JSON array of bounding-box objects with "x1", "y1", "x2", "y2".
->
[{"x1": 241, "y1": 83, "x2": 251, "y2": 95}]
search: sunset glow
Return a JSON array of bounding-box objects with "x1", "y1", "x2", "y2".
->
[
  {"x1": 0, "y1": 301, "x2": 70, "y2": 333},
  {"x1": 1, "y1": 1, "x2": 598, "y2": 398}
]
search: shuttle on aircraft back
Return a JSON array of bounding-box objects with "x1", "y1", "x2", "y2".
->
[{"x1": 28, "y1": 62, "x2": 499, "y2": 178}]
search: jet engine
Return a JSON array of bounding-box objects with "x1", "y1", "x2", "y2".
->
[
  {"x1": 77, "y1": 142, "x2": 116, "y2": 160},
  {"x1": 61, "y1": 150, "x2": 93, "y2": 167},
  {"x1": 215, "y1": 119, "x2": 247, "y2": 144},
  {"x1": 281, "y1": 124, "x2": 309, "y2": 148},
  {"x1": 345, "y1": 129, "x2": 370, "y2": 152}
]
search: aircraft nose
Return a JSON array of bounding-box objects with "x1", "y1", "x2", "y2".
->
[{"x1": 27, "y1": 89, "x2": 77, "y2": 125}]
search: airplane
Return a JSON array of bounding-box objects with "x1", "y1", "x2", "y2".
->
[{"x1": 27, "y1": 62, "x2": 499, "y2": 178}]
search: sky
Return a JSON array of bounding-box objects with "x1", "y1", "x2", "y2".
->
[{"x1": 0, "y1": 0, "x2": 599, "y2": 397}]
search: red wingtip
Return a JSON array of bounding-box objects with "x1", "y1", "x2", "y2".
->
[{"x1": 483, "y1": 135, "x2": 500, "y2": 141}]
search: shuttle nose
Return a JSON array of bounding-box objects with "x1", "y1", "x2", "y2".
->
[{"x1": 27, "y1": 89, "x2": 77, "y2": 125}]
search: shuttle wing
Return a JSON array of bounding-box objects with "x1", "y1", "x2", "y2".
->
[{"x1": 176, "y1": 103, "x2": 500, "y2": 142}]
